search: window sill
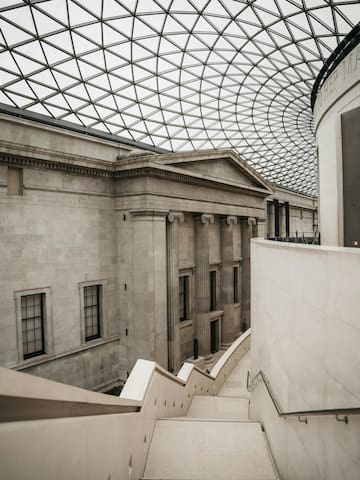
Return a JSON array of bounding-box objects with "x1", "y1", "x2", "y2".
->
[
  {"x1": 179, "y1": 319, "x2": 193, "y2": 329},
  {"x1": 209, "y1": 310, "x2": 224, "y2": 320},
  {"x1": 14, "y1": 335, "x2": 120, "y2": 371}
]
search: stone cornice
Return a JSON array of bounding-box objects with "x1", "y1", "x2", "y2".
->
[
  {"x1": 0, "y1": 152, "x2": 112, "y2": 177},
  {"x1": 0, "y1": 151, "x2": 271, "y2": 198},
  {"x1": 130, "y1": 209, "x2": 169, "y2": 218}
]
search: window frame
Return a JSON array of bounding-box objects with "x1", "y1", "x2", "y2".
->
[
  {"x1": 79, "y1": 280, "x2": 106, "y2": 344},
  {"x1": 21, "y1": 293, "x2": 45, "y2": 359},
  {"x1": 179, "y1": 274, "x2": 190, "y2": 322},
  {"x1": 14, "y1": 287, "x2": 53, "y2": 363},
  {"x1": 84, "y1": 284, "x2": 101, "y2": 341},
  {"x1": 233, "y1": 264, "x2": 240, "y2": 304},
  {"x1": 209, "y1": 269, "x2": 217, "y2": 312}
]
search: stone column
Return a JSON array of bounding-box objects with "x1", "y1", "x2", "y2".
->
[
  {"x1": 220, "y1": 215, "x2": 237, "y2": 346},
  {"x1": 129, "y1": 209, "x2": 168, "y2": 369},
  {"x1": 194, "y1": 213, "x2": 214, "y2": 360},
  {"x1": 240, "y1": 217, "x2": 256, "y2": 330},
  {"x1": 166, "y1": 211, "x2": 184, "y2": 373},
  {"x1": 256, "y1": 218, "x2": 266, "y2": 239},
  {"x1": 280, "y1": 203, "x2": 286, "y2": 237}
]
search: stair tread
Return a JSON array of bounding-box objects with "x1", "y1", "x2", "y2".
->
[
  {"x1": 143, "y1": 419, "x2": 277, "y2": 480},
  {"x1": 187, "y1": 395, "x2": 249, "y2": 420}
]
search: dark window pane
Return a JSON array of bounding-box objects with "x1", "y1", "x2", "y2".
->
[
  {"x1": 21, "y1": 293, "x2": 45, "y2": 359},
  {"x1": 210, "y1": 271, "x2": 216, "y2": 311},
  {"x1": 233, "y1": 266, "x2": 239, "y2": 303},
  {"x1": 179, "y1": 276, "x2": 190, "y2": 321},
  {"x1": 84, "y1": 285, "x2": 101, "y2": 341}
]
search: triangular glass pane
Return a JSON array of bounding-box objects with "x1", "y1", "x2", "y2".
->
[
  {"x1": 33, "y1": 8, "x2": 64, "y2": 35},
  {"x1": 68, "y1": 1, "x2": 97, "y2": 27},
  {"x1": 37, "y1": 0, "x2": 69, "y2": 26},
  {"x1": 2, "y1": 5, "x2": 36, "y2": 34},
  {"x1": 12, "y1": 52, "x2": 42, "y2": 76},
  {"x1": 0, "y1": 20, "x2": 33, "y2": 45}
]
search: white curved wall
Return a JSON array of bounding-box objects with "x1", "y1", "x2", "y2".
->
[{"x1": 314, "y1": 45, "x2": 360, "y2": 246}]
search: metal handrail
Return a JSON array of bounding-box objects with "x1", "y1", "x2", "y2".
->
[
  {"x1": 247, "y1": 370, "x2": 360, "y2": 424},
  {"x1": 311, "y1": 22, "x2": 360, "y2": 111}
]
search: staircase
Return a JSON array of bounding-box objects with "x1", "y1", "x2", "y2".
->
[{"x1": 142, "y1": 352, "x2": 279, "y2": 480}]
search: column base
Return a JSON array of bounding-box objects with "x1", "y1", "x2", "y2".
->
[
  {"x1": 205, "y1": 354, "x2": 214, "y2": 365},
  {"x1": 186, "y1": 356, "x2": 206, "y2": 370}
]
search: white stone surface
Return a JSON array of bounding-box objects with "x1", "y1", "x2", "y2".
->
[
  {"x1": 250, "y1": 239, "x2": 360, "y2": 479},
  {"x1": 143, "y1": 418, "x2": 276, "y2": 480},
  {"x1": 0, "y1": 331, "x2": 251, "y2": 479},
  {"x1": 315, "y1": 58, "x2": 360, "y2": 246},
  {"x1": 219, "y1": 350, "x2": 250, "y2": 398},
  {"x1": 187, "y1": 395, "x2": 249, "y2": 420}
]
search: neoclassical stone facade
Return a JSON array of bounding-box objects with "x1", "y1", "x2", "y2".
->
[
  {"x1": 115, "y1": 148, "x2": 273, "y2": 373},
  {"x1": 0, "y1": 113, "x2": 316, "y2": 389}
]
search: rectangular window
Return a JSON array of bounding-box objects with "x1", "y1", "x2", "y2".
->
[
  {"x1": 233, "y1": 266, "x2": 239, "y2": 303},
  {"x1": 210, "y1": 270, "x2": 217, "y2": 311},
  {"x1": 21, "y1": 294, "x2": 45, "y2": 359},
  {"x1": 84, "y1": 285, "x2": 101, "y2": 341},
  {"x1": 179, "y1": 275, "x2": 190, "y2": 321}
]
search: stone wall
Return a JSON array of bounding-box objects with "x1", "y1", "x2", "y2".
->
[
  {"x1": 0, "y1": 164, "x2": 121, "y2": 389},
  {"x1": 250, "y1": 239, "x2": 360, "y2": 479},
  {"x1": 0, "y1": 114, "x2": 274, "y2": 388}
]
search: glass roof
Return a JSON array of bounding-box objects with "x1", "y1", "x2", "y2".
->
[{"x1": 0, "y1": 1, "x2": 359, "y2": 195}]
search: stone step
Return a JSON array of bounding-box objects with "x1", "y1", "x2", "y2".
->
[
  {"x1": 142, "y1": 418, "x2": 277, "y2": 480},
  {"x1": 187, "y1": 395, "x2": 250, "y2": 421}
]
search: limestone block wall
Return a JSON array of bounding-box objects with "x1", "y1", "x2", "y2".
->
[
  {"x1": 0, "y1": 165, "x2": 120, "y2": 390},
  {"x1": 209, "y1": 218, "x2": 221, "y2": 265},
  {"x1": 178, "y1": 214, "x2": 195, "y2": 268},
  {"x1": 116, "y1": 208, "x2": 168, "y2": 373},
  {"x1": 250, "y1": 239, "x2": 360, "y2": 479}
]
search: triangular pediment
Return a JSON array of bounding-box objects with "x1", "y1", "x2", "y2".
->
[{"x1": 154, "y1": 149, "x2": 273, "y2": 193}]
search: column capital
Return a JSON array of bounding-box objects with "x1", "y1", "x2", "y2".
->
[
  {"x1": 256, "y1": 217, "x2": 266, "y2": 224},
  {"x1": 168, "y1": 211, "x2": 185, "y2": 223},
  {"x1": 226, "y1": 215, "x2": 238, "y2": 225},
  {"x1": 240, "y1": 216, "x2": 256, "y2": 226},
  {"x1": 200, "y1": 213, "x2": 214, "y2": 224}
]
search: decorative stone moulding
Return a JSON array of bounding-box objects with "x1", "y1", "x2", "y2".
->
[
  {"x1": 168, "y1": 212, "x2": 185, "y2": 223},
  {"x1": 200, "y1": 214, "x2": 215, "y2": 224},
  {"x1": 129, "y1": 209, "x2": 169, "y2": 219}
]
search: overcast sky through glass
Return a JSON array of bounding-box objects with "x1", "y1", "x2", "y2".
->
[{"x1": 0, "y1": 0, "x2": 359, "y2": 195}]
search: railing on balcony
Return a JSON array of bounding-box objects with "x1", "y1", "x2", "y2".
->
[
  {"x1": 267, "y1": 231, "x2": 320, "y2": 245},
  {"x1": 311, "y1": 22, "x2": 360, "y2": 111}
]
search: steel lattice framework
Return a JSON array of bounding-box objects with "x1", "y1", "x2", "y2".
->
[{"x1": 0, "y1": 1, "x2": 359, "y2": 195}]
